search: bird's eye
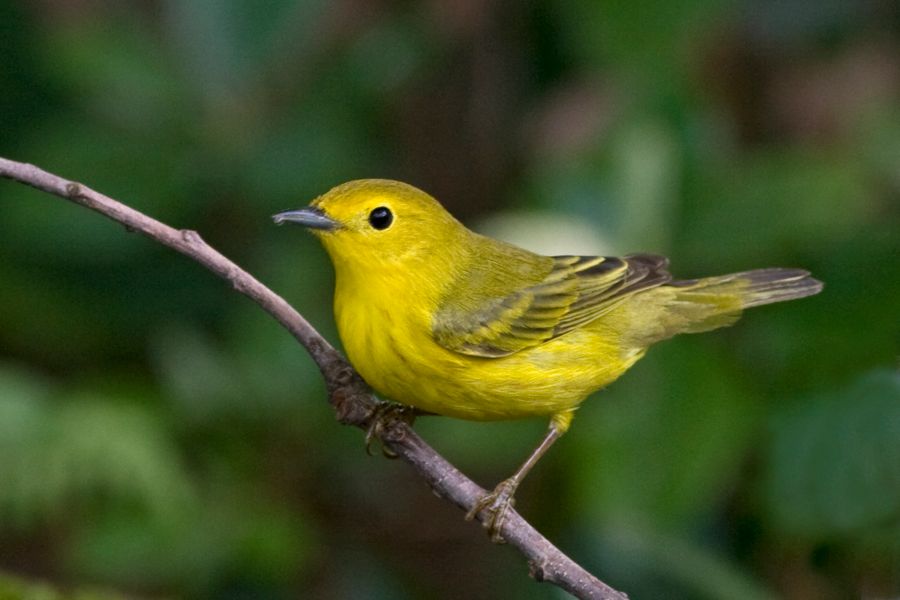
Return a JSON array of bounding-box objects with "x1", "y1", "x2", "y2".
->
[{"x1": 368, "y1": 206, "x2": 393, "y2": 230}]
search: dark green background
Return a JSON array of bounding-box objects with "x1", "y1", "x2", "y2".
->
[{"x1": 1, "y1": 1, "x2": 898, "y2": 598}]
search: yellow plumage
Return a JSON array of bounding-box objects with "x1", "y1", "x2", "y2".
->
[{"x1": 274, "y1": 179, "x2": 822, "y2": 538}]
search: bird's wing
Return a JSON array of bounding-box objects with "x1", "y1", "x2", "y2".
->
[{"x1": 432, "y1": 253, "x2": 672, "y2": 357}]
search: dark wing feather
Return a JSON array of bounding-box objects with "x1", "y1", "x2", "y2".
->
[{"x1": 432, "y1": 253, "x2": 671, "y2": 357}]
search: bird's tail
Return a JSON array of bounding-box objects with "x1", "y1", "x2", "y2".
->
[{"x1": 621, "y1": 268, "x2": 823, "y2": 347}]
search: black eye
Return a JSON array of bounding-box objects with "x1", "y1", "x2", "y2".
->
[{"x1": 368, "y1": 206, "x2": 393, "y2": 230}]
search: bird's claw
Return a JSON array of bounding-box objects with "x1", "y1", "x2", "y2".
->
[
  {"x1": 465, "y1": 478, "x2": 519, "y2": 543},
  {"x1": 364, "y1": 402, "x2": 416, "y2": 458}
]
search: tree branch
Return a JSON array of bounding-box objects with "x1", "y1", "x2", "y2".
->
[{"x1": 0, "y1": 156, "x2": 627, "y2": 600}]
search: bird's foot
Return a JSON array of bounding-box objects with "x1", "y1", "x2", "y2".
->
[
  {"x1": 364, "y1": 402, "x2": 417, "y2": 458},
  {"x1": 465, "y1": 478, "x2": 520, "y2": 543}
]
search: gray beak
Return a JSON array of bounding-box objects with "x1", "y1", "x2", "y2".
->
[{"x1": 272, "y1": 207, "x2": 340, "y2": 230}]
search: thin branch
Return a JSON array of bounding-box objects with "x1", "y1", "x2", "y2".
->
[{"x1": 0, "y1": 156, "x2": 627, "y2": 600}]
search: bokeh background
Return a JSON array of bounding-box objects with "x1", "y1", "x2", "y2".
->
[{"x1": 1, "y1": 1, "x2": 899, "y2": 598}]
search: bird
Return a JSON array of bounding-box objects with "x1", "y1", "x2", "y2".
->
[{"x1": 273, "y1": 179, "x2": 822, "y2": 541}]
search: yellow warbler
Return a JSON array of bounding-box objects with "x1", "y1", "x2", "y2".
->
[{"x1": 274, "y1": 180, "x2": 822, "y2": 539}]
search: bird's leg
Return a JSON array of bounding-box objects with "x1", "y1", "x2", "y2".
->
[{"x1": 465, "y1": 421, "x2": 564, "y2": 543}]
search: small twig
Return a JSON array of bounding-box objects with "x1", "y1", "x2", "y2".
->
[{"x1": 0, "y1": 156, "x2": 627, "y2": 600}]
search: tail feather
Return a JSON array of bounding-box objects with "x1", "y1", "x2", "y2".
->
[
  {"x1": 673, "y1": 268, "x2": 824, "y2": 309},
  {"x1": 621, "y1": 268, "x2": 822, "y2": 347},
  {"x1": 729, "y1": 268, "x2": 823, "y2": 308}
]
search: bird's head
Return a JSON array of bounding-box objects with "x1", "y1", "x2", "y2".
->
[{"x1": 274, "y1": 179, "x2": 466, "y2": 271}]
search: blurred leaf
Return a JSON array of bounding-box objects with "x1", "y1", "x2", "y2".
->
[
  {"x1": 0, "y1": 570, "x2": 128, "y2": 600},
  {"x1": 560, "y1": 0, "x2": 731, "y2": 81},
  {"x1": 43, "y1": 20, "x2": 185, "y2": 129},
  {"x1": 765, "y1": 369, "x2": 900, "y2": 538},
  {"x1": 0, "y1": 366, "x2": 51, "y2": 530},
  {"x1": 246, "y1": 100, "x2": 377, "y2": 199},
  {"x1": 152, "y1": 324, "x2": 250, "y2": 422},
  {"x1": 608, "y1": 119, "x2": 680, "y2": 250},
  {"x1": 682, "y1": 148, "x2": 872, "y2": 269},
  {"x1": 570, "y1": 337, "x2": 762, "y2": 526},
  {"x1": 0, "y1": 384, "x2": 194, "y2": 530},
  {"x1": 345, "y1": 16, "x2": 432, "y2": 95},
  {"x1": 162, "y1": 0, "x2": 302, "y2": 91},
  {"x1": 589, "y1": 521, "x2": 776, "y2": 600},
  {"x1": 0, "y1": 365, "x2": 52, "y2": 445},
  {"x1": 855, "y1": 107, "x2": 900, "y2": 193},
  {"x1": 68, "y1": 487, "x2": 313, "y2": 593}
]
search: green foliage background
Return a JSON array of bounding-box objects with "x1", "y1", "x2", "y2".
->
[{"x1": 1, "y1": 1, "x2": 898, "y2": 598}]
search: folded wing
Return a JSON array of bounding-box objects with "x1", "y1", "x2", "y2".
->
[{"x1": 432, "y1": 253, "x2": 672, "y2": 357}]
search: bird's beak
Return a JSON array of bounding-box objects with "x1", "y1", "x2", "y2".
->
[{"x1": 272, "y1": 207, "x2": 340, "y2": 231}]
